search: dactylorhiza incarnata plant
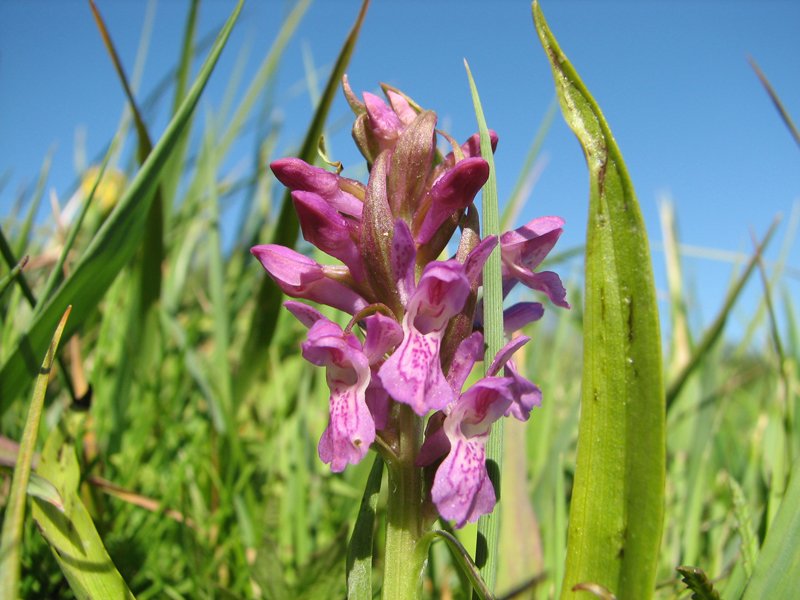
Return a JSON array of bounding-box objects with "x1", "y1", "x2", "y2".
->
[{"x1": 252, "y1": 76, "x2": 568, "y2": 561}]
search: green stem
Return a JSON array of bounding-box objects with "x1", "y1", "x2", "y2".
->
[{"x1": 382, "y1": 404, "x2": 430, "y2": 600}]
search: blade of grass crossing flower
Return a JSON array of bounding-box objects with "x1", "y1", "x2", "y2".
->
[
  {"x1": 533, "y1": 3, "x2": 665, "y2": 598},
  {"x1": 0, "y1": 307, "x2": 71, "y2": 599},
  {"x1": 236, "y1": 0, "x2": 370, "y2": 399},
  {"x1": 741, "y1": 454, "x2": 800, "y2": 598},
  {"x1": 346, "y1": 455, "x2": 384, "y2": 600},
  {"x1": 464, "y1": 59, "x2": 504, "y2": 594},
  {"x1": 0, "y1": 0, "x2": 244, "y2": 413}
]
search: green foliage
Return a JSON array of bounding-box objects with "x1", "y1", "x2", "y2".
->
[
  {"x1": 1, "y1": 1, "x2": 798, "y2": 598},
  {"x1": 534, "y1": 3, "x2": 665, "y2": 598}
]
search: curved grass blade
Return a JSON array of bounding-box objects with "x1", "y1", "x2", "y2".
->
[
  {"x1": 0, "y1": 255, "x2": 28, "y2": 299},
  {"x1": 236, "y1": 0, "x2": 370, "y2": 397},
  {"x1": 0, "y1": 306, "x2": 71, "y2": 599},
  {"x1": 464, "y1": 59, "x2": 504, "y2": 594},
  {"x1": 346, "y1": 455, "x2": 383, "y2": 600},
  {"x1": 533, "y1": 3, "x2": 665, "y2": 598},
  {"x1": 31, "y1": 422, "x2": 135, "y2": 600},
  {"x1": 431, "y1": 529, "x2": 495, "y2": 600},
  {"x1": 748, "y1": 56, "x2": 800, "y2": 150},
  {"x1": 0, "y1": 0, "x2": 244, "y2": 413},
  {"x1": 741, "y1": 454, "x2": 800, "y2": 599}
]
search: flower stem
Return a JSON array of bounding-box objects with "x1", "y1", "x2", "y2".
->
[{"x1": 382, "y1": 404, "x2": 430, "y2": 600}]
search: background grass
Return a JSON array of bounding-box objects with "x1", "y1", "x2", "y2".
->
[{"x1": 1, "y1": 2, "x2": 798, "y2": 599}]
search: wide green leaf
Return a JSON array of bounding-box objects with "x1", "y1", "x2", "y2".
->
[
  {"x1": 533, "y1": 3, "x2": 665, "y2": 598},
  {"x1": 0, "y1": 0, "x2": 244, "y2": 412}
]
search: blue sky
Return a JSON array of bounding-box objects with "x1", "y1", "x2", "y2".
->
[{"x1": 1, "y1": 0, "x2": 799, "y2": 338}]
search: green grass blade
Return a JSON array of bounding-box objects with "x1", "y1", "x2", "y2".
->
[
  {"x1": 748, "y1": 56, "x2": 800, "y2": 150},
  {"x1": 432, "y1": 529, "x2": 495, "y2": 600},
  {"x1": 0, "y1": 306, "x2": 71, "y2": 599},
  {"x1": 532, "y1": 3, "x2": 665, "y2": 598},
  {"x1": 346, "y1": 455, "x2": 383, "y2": 600},
  {"x1": 31, "y1": 421, "x2": 136, "y2": 600},
  {"x1": 464, "y1": 59, "x2": 504, "y2": 594},
  {"x1": 665, "y1": 220, "x2": 778, "y2": 408},
  {"x1": 236, "y1": 0, "x2": 370, "y2": 398},
  {"x1": 0, "y1": 256, "x2": 28, "y2": 300},
  {"x1": 89, "y1": 0, "x2": 155, "y2": 162},
  {"x1": 742, "y1": 454, "x2": 800, "y2": 598},
  {"x1": 13, "y1": 148, "x2": 53, "y2": 259},
  {"x1": 0, "y1": 0, "x2": 244, "y2": 413},
  {"x1": 727, "y1": 473, "x2": 759, "y2": 579}
]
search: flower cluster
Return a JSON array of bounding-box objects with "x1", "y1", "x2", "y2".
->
[{"x1": 252, "y1": 78, "x2": 567, "y2": 528}]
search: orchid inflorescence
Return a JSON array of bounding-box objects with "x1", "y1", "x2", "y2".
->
[{"x1": 252, "y1": 77, "x2": 568, "y2": 528}]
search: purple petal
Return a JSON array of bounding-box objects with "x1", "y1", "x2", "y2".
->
[
  {"x1": 503, "y1": 302, "x2": 545, "y2": 334},
  {"x1": 301, "y1": 320, "x2": 375, "y2": 472},
  {"x1": 378, "y1": 262, "x2": 469, "y2": 414},
  {"x1": 270, "y1": 157, "x2": 363, "y2": 218},
  {"x1": 251, "y1": 244, "x2": 368, "y2": 314},
  {"x1": 416, "y1": 158, "x2": 489, "y2": 244},
  {"x1": 366, "y1": 375, "x2": 391, "y2": 431},
  {"x1": 504, "y1": 362, "x2": 542, "y2": 421},
  {"x1": 431, "y1": 437, "x2": 495, "y2": 528},
  {"x1": 487, "y1": 336, "x2": 530, "y2": 376},
  {"x1": 378, "y1": 325, "x2": 454, "y2": 415},
  {"x1": 455, "y1": 378, "x2": 514, "y2": 437},
  {"x1": 417, "y1": 411, "x2": 449, "y2": 467},
  {"x1": 500, "y1": 217, "x2": 563, "y2": 272},
  {"x1": 362, "y1": 313, "x2": 403, "y2": 364},
  {"x1": 386, "y1": 89, "x2": 417, "y2": 125},
  {"x1": 283, "y1": 301, "x2": 325, "y2": 329},
  {"x1": 363, "y1": 92, "x2": 404, "y2": 142},
  {"x1": 463, "y1": 235, "x2": 498, "y2": 286},
  {"x1": 447, "y1": 331, "x2": 484, "y2": 393},
  {"x1": 509, "y1": 269, "x2": 570, "y2": 309},
  {"x1": 318, "y1": 383, "x2": 375, "y2": 472},
  {"x1": 408, "y1": 260, "x2": 470, "y2": 334},
  {"x1": 292, "y1": 191, "x2": 365, "y2": 281},
  {"x1": 461, "y1": 130, "x2": 499, "y2": 159}
]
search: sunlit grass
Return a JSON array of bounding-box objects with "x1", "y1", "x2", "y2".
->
[{"x1": 1, "y1": 2, "x2": 798, "y2": 599}]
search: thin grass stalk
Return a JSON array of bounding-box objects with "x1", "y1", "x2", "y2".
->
[
  {"x1": 0, "y1": 307, "x2": 71, "y2": 598},
  {"x1": 464, "y1": 60, "x2": 504, "y2": 594}
]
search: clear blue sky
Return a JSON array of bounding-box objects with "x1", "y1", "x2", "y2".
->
[{"x1": 1, "y1": 1, "x2": 799, "y2": 338}]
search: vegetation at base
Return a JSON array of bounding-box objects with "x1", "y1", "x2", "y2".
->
[{"x1": 1, "y1": 2, "x2": 798, "y2": 598}]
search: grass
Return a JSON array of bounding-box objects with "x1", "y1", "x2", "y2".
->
[{"x1": 1, "y1": 2, "x2": 798, "y2": 599}]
